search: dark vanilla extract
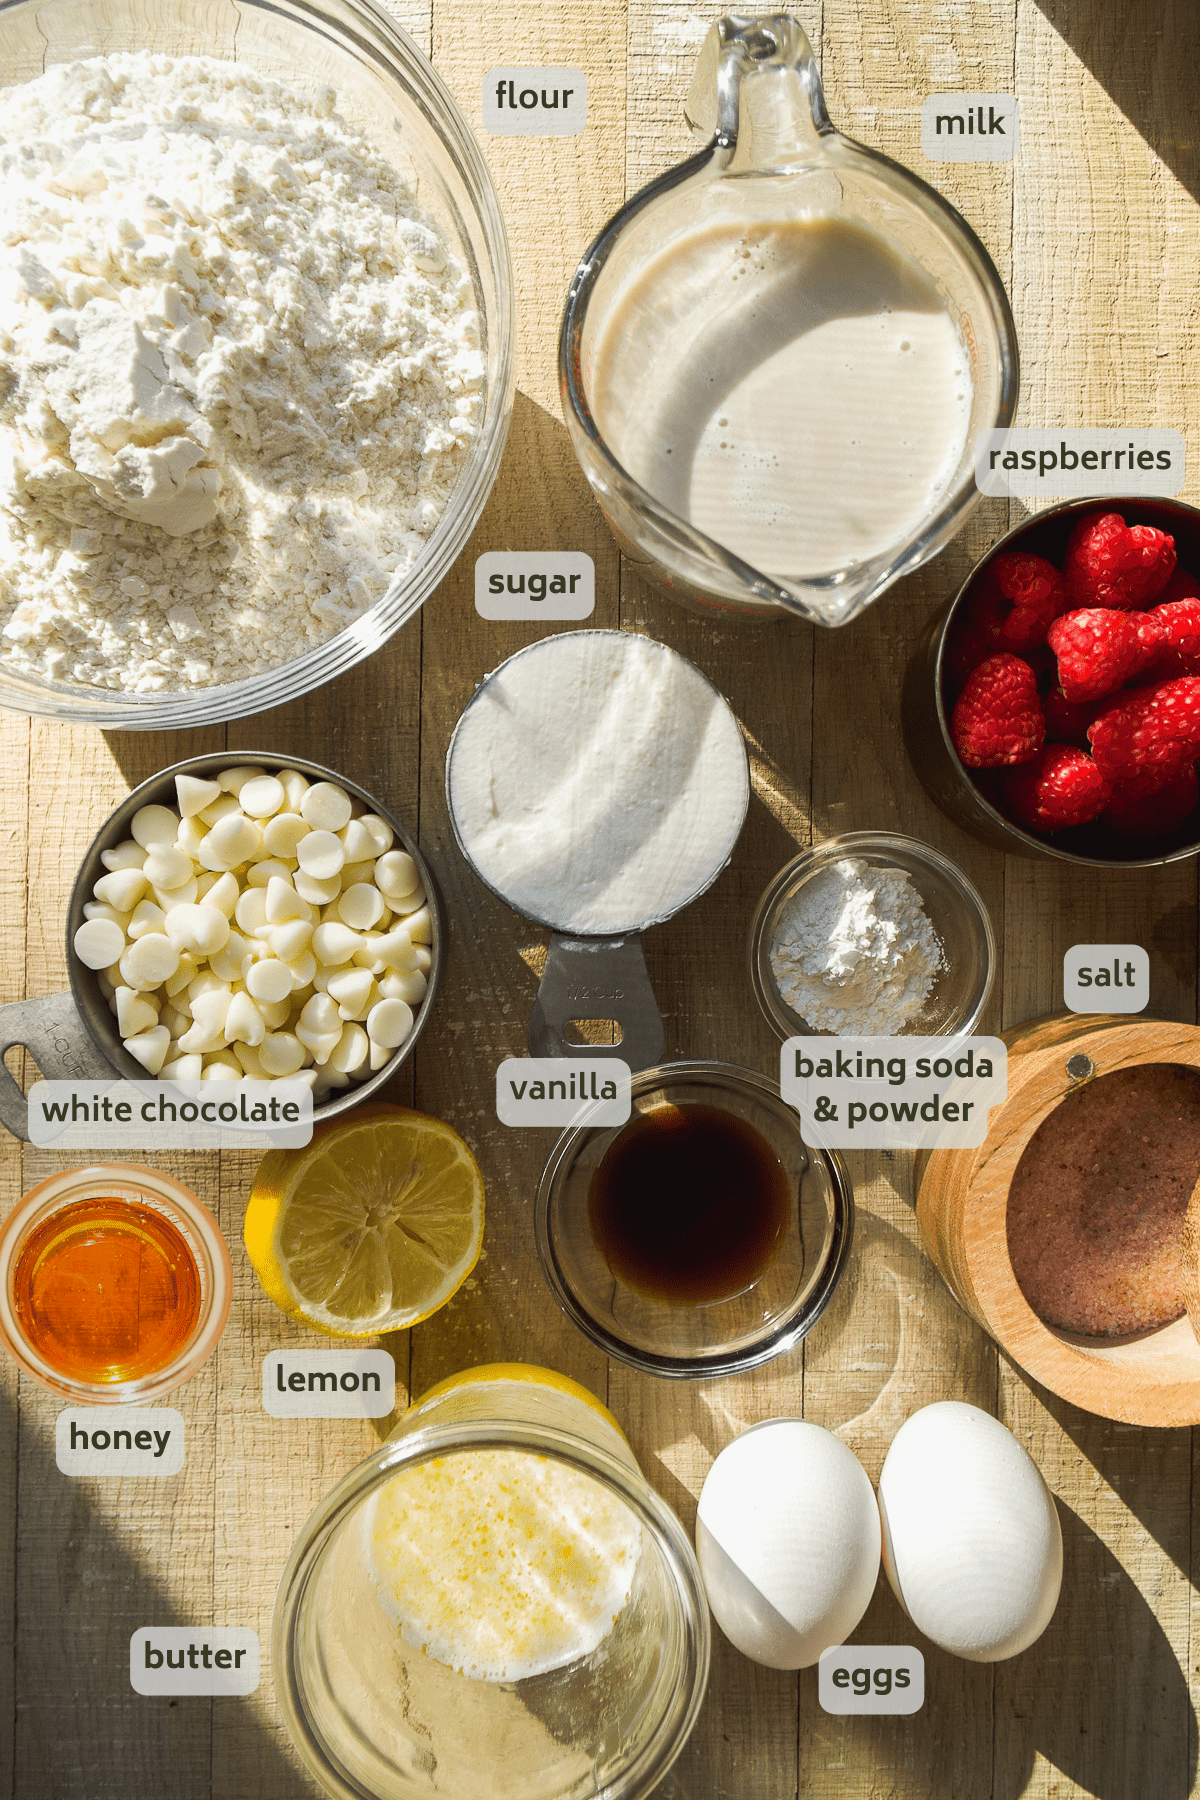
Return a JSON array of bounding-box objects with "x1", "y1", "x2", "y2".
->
[{"x1": 587, "y1": 1103, "x2": 792, "y2": 1305}]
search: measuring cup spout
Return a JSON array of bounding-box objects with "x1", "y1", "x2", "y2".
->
[{"x1": 685, "y1": 13, "x2": 831, "y2": 170}]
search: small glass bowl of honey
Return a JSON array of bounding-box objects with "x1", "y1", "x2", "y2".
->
[
  {"x1": 535, "y1": 1062, "x2": 854, "y2": 1379},
  {"x1": 0, "y1": 1164, "x2": 232, "y2": 1403}
]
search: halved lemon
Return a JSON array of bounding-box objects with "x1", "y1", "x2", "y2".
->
[{"x1": 243, "y1": 1105, "x2": 484, "y2": 1337}]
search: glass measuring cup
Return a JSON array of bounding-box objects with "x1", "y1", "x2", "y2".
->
[
  {"x1": 560, "y1": 13, "x2": 1019, "y2": 626},
  {"x1": 273, "y1": 1363, "x2": 710, "y2": 1800}
]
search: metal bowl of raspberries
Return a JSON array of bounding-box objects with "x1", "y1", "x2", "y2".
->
[{"x1": 902, "y1": 497, "x2": 1200, "y2": 866}]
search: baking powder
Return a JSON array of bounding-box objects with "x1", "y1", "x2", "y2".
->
[{"x1": 769, "y1": 857, "x2": 941, "y2": 1034}]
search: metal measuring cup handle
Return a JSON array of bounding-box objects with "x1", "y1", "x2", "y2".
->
[
  {"x1": 527, "y1": 936, "x2": 665, "y2": 1072},
  {"x1": 0, "y1": 991, "x2": 114, "y2": 1141}
]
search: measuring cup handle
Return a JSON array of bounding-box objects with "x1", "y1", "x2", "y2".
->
[
  {"x1": 685, "y1": 13, "x2": 831, "y2": 162},
  {"x1": 0, "y1": 991, "x2": 112, "y2": 1142},
  {"x1": 528, "y1": 936, "x2": 666, "y2": 1073}
]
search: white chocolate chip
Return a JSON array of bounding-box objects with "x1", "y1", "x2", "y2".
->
[
  {"x1": 260, "y1": 1032, "x2": 307, "y2": 1076},
  {"x1": 218, "y1": 765, "x2": 268, "y2": 795},
  {"x1": 226, "y1": 990, "x2": 266, "y2": 1046},
  {"x1": 359, "y1": 814, "x2": 394, "y2": 854},
  {"x1": 336, "y1": 884, "x2": 385, "y2": 931},
  {"x1": 131, "y1": 804, "x2": 181, "y2": 850},
  {"x1": 116, "y1": 987, "x2": 160, "y2": 1037},
  {"x1": 73, "y1": 918, "x2": 127, "y2": 969},
  {"x1": 143, "y1": 845, "x2": 194, "y2": 890},
  {"x1": 294, "y1": 869, "x2": 341, "y2": 906},
  {"x1": 209, "y1": 812, "x2": 262, "y2": 868},
  {"x1": 375, "y1": 851, "x2": 419, "y2": 899},
  {"x1": 327, "y1": 967, "x2": 376, "y2": 1018},
  {"x1": 405, "y1": 905, "x2": 433, "y2": 945},
  {"x1": 246, "y1": 958, "x2": 293, "y2": 1005},
  {"x1": 379, "y1": 969, "x2": 428, "y2": 1006},
  {"x1": 263, "y1": 877, "x2": 308, "y2": 925},
  {"x1": 246, "y1": 857, "x2": 294, "y2": 890},
  {"x1": 286, "y1": 951, "x2": 318, "y2": 990},
  {"x1": 83, "y1": 901, "x2": 130, "y2": 930},
  {"x1": 100, "y1": 839, "x2": 147, "y2": 872},
  {"x1": 176, "y1": 774, "x2": 222, "y2": 818},
  {"x1": 152, "y1": 876, "x2": 199, "y2": 911},
  {"x1": 366, "y1": 997, "x2": 413, "y2": 1049},
  {"x1": 199, "y1": 793, "x2": 240, "y2": 827},
  {"x1": 339, "y1": 818, "x2": 377, "y2": 863},
  {"x1": 330, "y1": 1022, "x2": 369, "y2": 1074},
  {"x1": 301, "y1": 782, "x2": 353, "y2": 832},
  {"x1": 263, "y1": 812, "x2": 309, "y2": 858},
  {"x1": 178, "y1": 815, "x2": 207, "y2": 858},
  {"x1": 210, "y1": 932, "x2": 254, "y2": 983},
  {"x1": 312, "y1": 922, "x2": 361, "y2": 966},
  {"x1": 278, "y1": 769, "x2": 310, "y2": 811},
  {"x1": 165, "y1": 903, "x2": 231, "y2": 958},
  {"x1": 267, "y1": 919, "x2": 313, "y2": 960},
  {"x1": 125, "y1": 1025, "x2": 171, "y2": 1075},
  {"x1": 239, "y1": 776, "x2": 285, "y2": 818},
  {"x1": 234, "y1": 888, "x2": 270, "y2": 934},
  {"x1": 297, "y1": 830, "x2": 345, "y2": 881},
  {"x1": 204, "y1": 872, "x2": 240, "y2": 918},
  {"x1": 94, "y1": 868, "x2": 147, "y2": 912}
]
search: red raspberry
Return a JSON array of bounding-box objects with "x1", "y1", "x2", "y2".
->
[
  {"x1": 1103, "y1": 763, "x2": 1200, "y2": 838},
  {"x1": 1153, "y1": 567, "x2": 1200, "y2": 607},
  {"x1": 950, "y1": 655, "x2": 1045, "y2": 768},
  {"x1": 1004, "y1": 746, "x2": 1111, "y2": 832},
  {"x1": 944, "y1": 616, "x2": 993, "y2": 694},
  {"x1": 1044, "y1": 689, "x2": 1105, "y2": 748},
  {"x1": 1129, "y1": 609, "x2": 1169, "y2": 678},
  {"x1": 970, "y1": 552, "x2": 1068, "y2": 651},
  {"x1": 1046, "y1": 608, "x2": 1140, "y2": 702},
  {"x1": 1064, "y1": 512, "x2": 1176, "y2": 610},
  {"x1": 1087, "y1": 676, "x2": 1200, "y2": 786},
  {"x1": 1145, "y1": 597, "x2": 1200, "y2": 678}
]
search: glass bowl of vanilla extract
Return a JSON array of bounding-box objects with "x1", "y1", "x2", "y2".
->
[{"x1": 535, "y1": 1062, "x2": 853, "y2": 1378}]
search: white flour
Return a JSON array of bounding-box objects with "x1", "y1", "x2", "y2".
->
[
  {"x1": 769, "y1": 857, "x2": 941, "y2": 1034},
  {"x1": 0, "y1": 53, "x2": 482, "y2": 692}
]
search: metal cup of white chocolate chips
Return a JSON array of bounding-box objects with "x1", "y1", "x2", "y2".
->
[{"x1": 67, "y1": 754, "x2": 443, "y2": 1119}]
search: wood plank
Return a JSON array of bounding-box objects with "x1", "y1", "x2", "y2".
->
[{"x1": 999, "y1": 1, "x2": 1199, "y2": 1794}]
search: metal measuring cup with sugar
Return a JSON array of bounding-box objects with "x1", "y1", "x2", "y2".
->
[{"x1": 445, "y1": 630, "x2": 750, "y2": 1071}]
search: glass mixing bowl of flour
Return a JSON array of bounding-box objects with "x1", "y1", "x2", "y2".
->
[
  {"x1": 0, "y1": 0, "x2": 513, "y2": 727},
  {"x1": 560, "y1": 14, "x2": 1017, "y2": 626},
  {"x1": 748, "y1": 832, "x2": 996, "y2": 1039}
]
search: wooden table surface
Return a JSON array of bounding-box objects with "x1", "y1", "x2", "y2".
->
[{"x1": 2, "y1": 1, "x2": 1198, "y2": 1795}]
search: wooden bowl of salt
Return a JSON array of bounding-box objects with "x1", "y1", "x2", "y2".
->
[{"x1": 915, "y1": 1013, "x2": 1200, "y2": 1426}]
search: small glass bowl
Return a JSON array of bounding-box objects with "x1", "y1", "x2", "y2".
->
[
  {"x1": 748, "y1": 831, "x2": 996, "y2": 1041},
  {"x1": 535, "y1": 1061, "x2": 853, "y2": 1380},
  {"x1": 0, "y1": 1163, "x2": 232, "y2": 1403}
]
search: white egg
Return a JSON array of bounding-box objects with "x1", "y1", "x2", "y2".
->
[
  {"x1": 877, "y1": 1400, "x2": 1062, "y2": 1662},
  {"x1": 695, "y1": 1420, "x2": 880, "y2": 1669}
]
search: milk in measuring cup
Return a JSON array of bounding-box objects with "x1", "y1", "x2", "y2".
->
[{"x1": 588, "y1": 215, "x2": 973, "y2": 579}]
